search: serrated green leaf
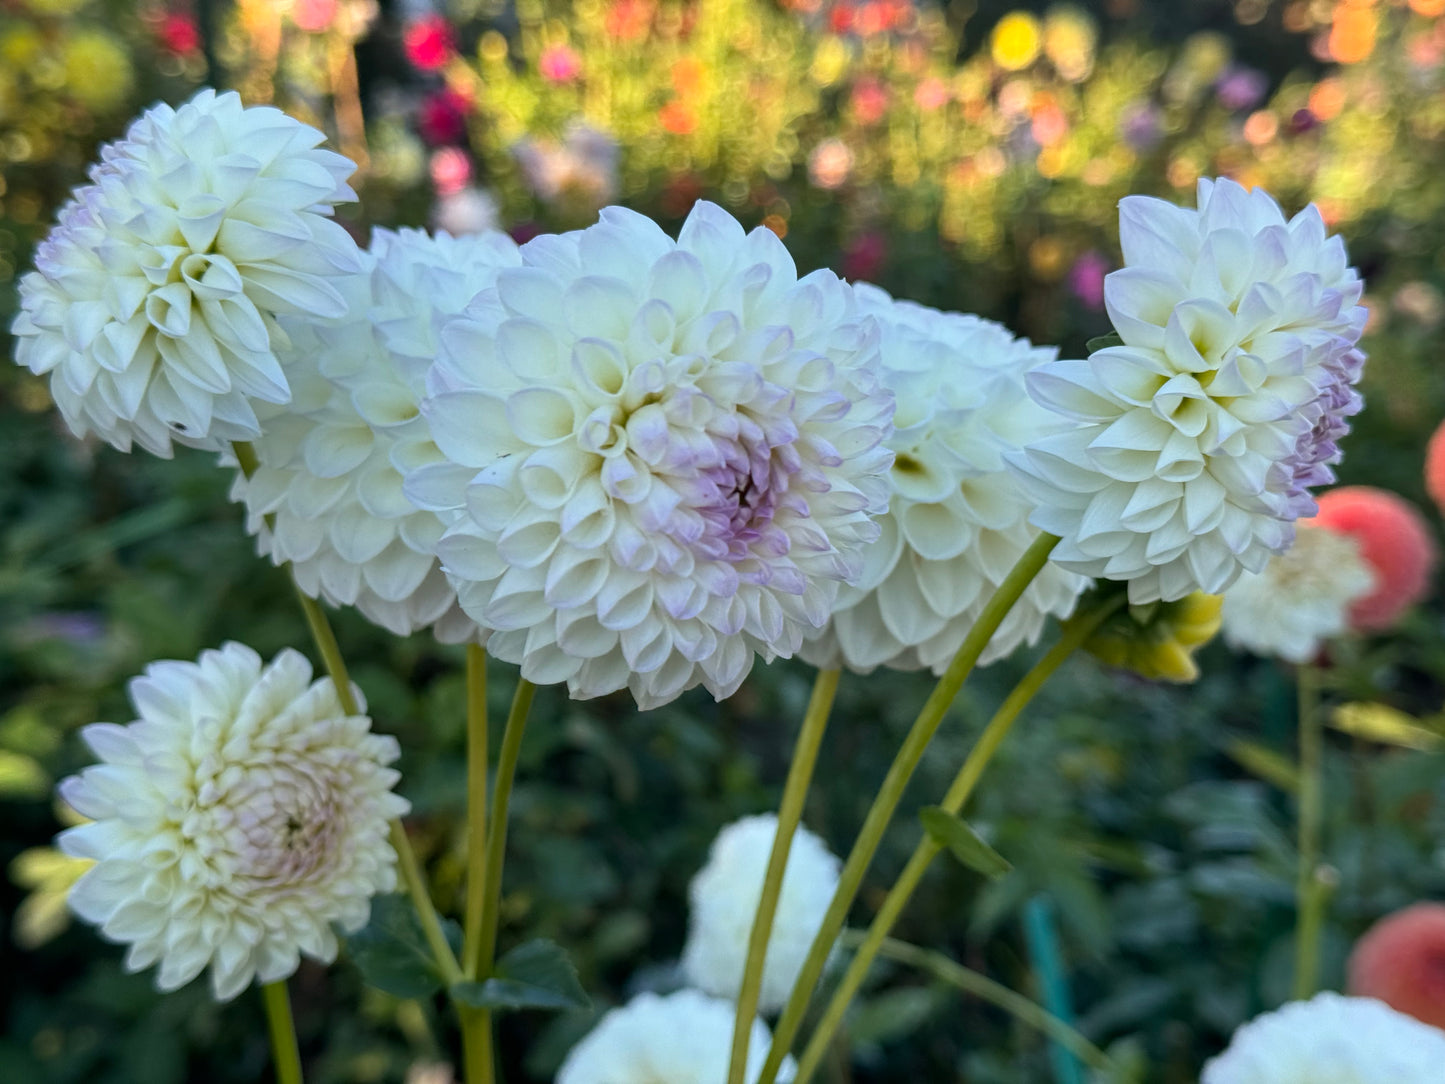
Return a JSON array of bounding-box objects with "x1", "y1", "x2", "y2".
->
[
  {"x1": 451, "y1": 940, "x2": 590, "y2": 1012},
  {"x1": 343, "y1": 894, "x2": 460, "y2": 1000},
  {"x1": 1085, "y1": 332, "x2": 1124, "y2": 353},
  {"x1": 920, "y1": 807, "x2": 1012, "y2": 880}
]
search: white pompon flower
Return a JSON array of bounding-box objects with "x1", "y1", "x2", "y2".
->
[
  {"x1": 1011, "y1": 178, "x2": 1367, "y2": 603},
  {"x1": 1202, "y1": 993, "x2": 1445, "y2": 1083},
  {"x1": 1221, "y1": 521, "x2": 1375, "y2": 663},
  {"x1": 405, "y1": 201, "x2": 895, "y2": 708},
  {"x1": 232, "y1": 227, "x2": 521, "y2": 640},
  {"x1": 799, "y1": 285, "x2": 1091, "y2": 674},
  {"x1": 681, "y1": 813, "x2": 840, "y2": 1015},
  {"x1": 557, "y1": 989, "x2": 797, "y2": 1084},
  {"x1": 11, "y1": 88, "x2": 361, "y2": 456},
  {"x1": 55, "y1": 643, "x2": 408, "y2": 1001}
]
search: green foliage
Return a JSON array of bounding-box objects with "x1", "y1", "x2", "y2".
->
[
  {"x1": 919, "y1": 806, "x2": 1013, "y2": 881},
  {"x1": 345, "y1": 895, "x2": 463, "y2": 1001},
  {"x1": 451, "y1": 941, "x2": 590, "y2": 1013}
]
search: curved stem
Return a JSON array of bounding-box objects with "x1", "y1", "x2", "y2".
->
[
  {"x1": 1293, "y1": 663, "x2": 1326, "y2": 1000},
  {"x1": 757, "y1": 532, "x2": 1060, "y2": 1084},
  {"x1": 727, "y1": 668, "x2": 841, "y2": 1084},
  {"x1": 262, "y1": 980, "x2": 304, "y2": 1084},
  {"x1": 233, "y1": 441, "x2": 461, "y2": 987},
  {"x1": 793, "y1": 594, "x2": 1121, "y2": 1083},
  {"x1": 463, "y1": 644, "x2": 490, "y2": 978},
  {"x1": 848, "y1": 933, "x2": 1114, "y2": 1073}
]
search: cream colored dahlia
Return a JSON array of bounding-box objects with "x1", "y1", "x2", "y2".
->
[
  {"x1": 557, "y1": 989, "x2": 796, "y2": 1084},
  {"x1": 405, "y1": 201, "x2": 895, "y2": 708},
  {"x1": 1012, "y1": 178, "x2": 1367, "y2": 603},
  {"x1": 681, "y1": 813, "x2": 840, "y2": 1015},
  {"x1": 57, "y1": 643, "x2": 407, "y2": 1000},
  {"x1": 12, "y1": 89, "x2": 361, "y2": 456},
  {"x1": 799, "y1": 285, "x2": 1090, "y2": 673},
  {"x1": 1221, "y1": 521, "x2": 1375, "y2": 662},
  {"x1": 1202, "y1": 993, "x2": 1445, "y2": 1083},
  {"x1": 233, "y1": 226, "x2": 520, "y2": 639}
]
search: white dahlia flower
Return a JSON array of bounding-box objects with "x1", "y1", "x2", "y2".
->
[
  {"x1": 56, "y1": 642, "x2": 407, "y2": 1001},
  {"x1": 11, "y1": 89, "x2": 361, "y2": 457},
  {"x1": 1202, "y1": 993, "x2": 1445, "y2": 1083},
  {"x1": 557, "y1": 989, "x2": 797, "y2": 1084},
  {"x1": 681, "y1": 813, "x2": 841, "y2": 1015},
  {"x1": 233, "y1": 226, "x2": 520, "y2": 640},
  {"x1": 1221, "y1": 521, "x2": 1375, "y2": 663},
  {"x1": 405, "y1": 201, "x2": 895, "y2": 708},
  {"x1": 799, "y1": 285, "x2": 1091, "y2": 674},
  {"x1": 1012, "y1": 178, "x2": 1367, "y2": 603}
]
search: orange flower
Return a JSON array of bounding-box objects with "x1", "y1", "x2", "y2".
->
[
  {"x1": 1312, "y1": 487, "x2": 1437, "y2": 631},
  {"x1": 659, "y1": 100, "x2": 698, "y2": 134},
  {"x1": 1425, "y1": 417, "x2": 1445, "y2": 513},
  {"x1": 1348, "y1": 903, "x2": 1445, "y2": 1032},
  {"x1": 1330, "y1": 5, "x2": 1379, "y2": 64}
]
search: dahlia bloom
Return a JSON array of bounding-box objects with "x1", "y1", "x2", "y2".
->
[
  {"x1": 1013, "y1": 179, "x2": 1367, "y2": 603},
  {"x1": 233, "y1": 226, "x2": 520, "y2": 640},
  {"x1": 56, "y1": 643, "x2": 407, "y2": 1001},
  {"x1": 1347, "y1": 903, "x2": 1445, "y2": 1032},
  {"x1": 1312, "y1": 486, "x2": 1437, "y2": 631},
  {"x1": 405, "y1": 201, "x2": 895, "y2": 707},
  {"x1": 1221, "y1": 521, "x2": 1375, "y2": 663},
  {"x1": 799, "y1": 285, "x2": 1090, "y2": 674},
  {"x1": 1201, "y1": 992, "x2": 1445, "y2": 1083},
  {"x1": 556, "y1": 989, "x2": 796, "y2": 1084},
  {"x1": 681, "y1": 814, "x2": 841, "y2": 1014},
  {"x1": 12, "y1": 89, "x2": 361, "y2": 456},
  {"x1": 1071, "y1": 586, "x2": 1223, "y2": 682}
]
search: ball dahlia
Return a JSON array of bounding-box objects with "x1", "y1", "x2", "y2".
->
[
  {"x1": 799, "y1": 285, "x2": 1090, "y2": 674},
  {"x1": 681, "y1": 813, "x2": 841, "y2": 1015},
  {"x1": 12, "y1": 89, "x2": 362, "y2": 456},
  {"x1": 1312, "y1": 486, "x2": 1437, "y2": 631},
  {"x1": 1013, "y1": 178, "x2": 1367, "y2": 603},
  {"x1": 233, "y1": 226, "x2": 520, "y2": 639},
  {"x1": 1347, "y1": 903, "x2": 1445, "y2": 1032},
  {"x1": 1221, "y1": 520, "x2": 1375, "y2": 663},
  {"x1": 405, "y1": 201, "x2": 895, "y2": 708},
  {"x1": 56, "y1": 642, "x2": 407, "y2": 1001},
  {"x1": 557, "y1": 989, "x2": 796, "y2": 1084},
  {"x1": 1201, "y1": 992, "x2": 1445, "y2": 1082}
]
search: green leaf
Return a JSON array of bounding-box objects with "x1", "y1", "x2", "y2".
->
[
  {"x1": 1085, "y1": 332, "x2": 1124, "y2": 353},
  {"x1": 1224, "y1": 739, "x2": 1300, "y2": 794},
  {"x1": 920, "y1": 807, "x2": 1012, "y2": 880},
  {"x1": 344, "y1": 895, "x2": 461, "y2": 1000},
  {"x1": 451, "y1": 940, "x2": 590, "y2": 1012}
]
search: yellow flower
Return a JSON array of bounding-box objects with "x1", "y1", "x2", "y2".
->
[
  {"x1": 1070, "y1": 587, "x2": 1223, "y2": 683},
  {"x1": 1044, "y1": 6, "x2": 1097, "y2": 82},
  {"x1": 992, "y1": 12, "x2": 1042, "y2": 71},
  {"x1": 0, "y1": 25, "x2": 45, "y2": 67},
  {"x1": 60, "y1": 29, "x2": 133, "y2": 113}
]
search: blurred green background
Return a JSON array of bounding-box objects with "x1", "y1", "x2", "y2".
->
[{"x1": 3, "y1": 0, "x2": 1445, "y2": 1081}]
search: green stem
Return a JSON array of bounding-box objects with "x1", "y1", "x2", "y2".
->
[
  {"x1": 848, "y1": 933, "x2": 1115, "y2": 1073},
  {"x1": 459, "y1": 1006, "x2": 492, "y2": 1084},
  {"x1": 757, "y1": 532, "x2": 1060, "y2": 1084},
  {"x1": 233, "y1": 441, "x2": 462, "y2": 987},
  {"x1": 793, "y1": 595, "x2": 1120, "y2": 1083},
  {"x1": 1293, "y1": 663, "x2": 1326, "y2": 1000},
  {"x1": 463, "y1": 644, "x2": 490, "y2": 979},
  {"x1": 727, "y1": 668, "x2": 841, "y2": 1084},
  {"x1": 458, "y1": 678, "x2": 537, "y2": 1084},
  {"x1": 262, "y1": 980, "x2": 304, "y2": 1084}
]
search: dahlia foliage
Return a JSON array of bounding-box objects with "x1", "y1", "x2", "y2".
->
[
  {"x1": 56, "y1": 643, "x2": 407, "y2": 1001},
  {"x1": 404, "y1": 200, "x2": 896, "y2": 708},
  {"x1": 1013, "y1": 178, "x2": 1367, "y2": 603},
  {"x1": 12, "y1": 89, "x2": 361, "y2": 456}
]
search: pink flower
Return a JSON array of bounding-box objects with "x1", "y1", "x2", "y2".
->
[
  {"x1": 914, "y1": 77, "x2": 950, "y2": 111},
  {"x1": 539, "y1": 43, "x2": 582, "y2": 83},
  {"x1": 840, "y1": 231, "x2": 886, "y2": 282},
  {"x1": 1067, "y1": 249, "x2": 1108, "y2": 310},
  {"x1": 1425, "y1": 416, "x2": 1445, "y2": 515},
  {"x1": 291, "y1": 0, "x2": 338, "y2": 33},
  {"x1": 157, "y1": 13, "x2": 201, "y2": 55},
  {"x1": 404, "y1": 15, "x2": 455, "y2": 72},
  {"x1": 1348, "y1": 904, "x2": 1445, "y2": 1032},
  {"x1": 850, "y1": 76, "x2": 889, "y2": 126},
  {"x1": 418, "y1": 88, "x2": 472, "y2": 146},
  {"x1": 429, "y1": 147, "x2": 472, "y2": 197},
  {"x1": 1312, "y1": 487, "x2": 1437, "y2": 631}
]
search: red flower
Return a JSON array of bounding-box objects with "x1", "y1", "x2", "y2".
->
[
  {"x1": 841, "y1": 231, "x2": 886, "y2": 282},
  {"x1": 1425, "y1": 416, "x2": 1445, "y2": 514},
  {"x1": 158, "y1": 13, "x2": 201, "y2": 55},
  {"x1": 659, "y1": 100, "x2": 698, "y2": 135},
  {"x1": 404, "y1": 15, "x2": 456, "y2": 72},
  {"x1": 850, "y1": 76, "x2": 889, "y2": 125},
  {"x1": 418, "y1": 88, "x2": 472, "y2": 147},
  {"x1": 1348, "y1": 903, "x2": 1445, "y2": 1032},
  {"x1": 1311, "y1": 486, "x2": 1437, "y2": 631}
]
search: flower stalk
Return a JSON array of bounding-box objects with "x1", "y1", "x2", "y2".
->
[
  {"x1": 727, "y1": 667, "x2": 841, "y2": 1084},
  {"x1": 262, "y1": 981, "x2": 304, "y2": 1084},
  {"x1": 1293, "y1": 662, "x2": 1327, "y2": 1000},
  {"x1": 757, "y1": 531, "x2": 1060, "y2": 1084},
  {"x1": 463, "y1": 644, "x2": 490, "y2": 976},
  {"x1": 793, "y1": 591, "x2": 1122, "y2": 1083}
]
